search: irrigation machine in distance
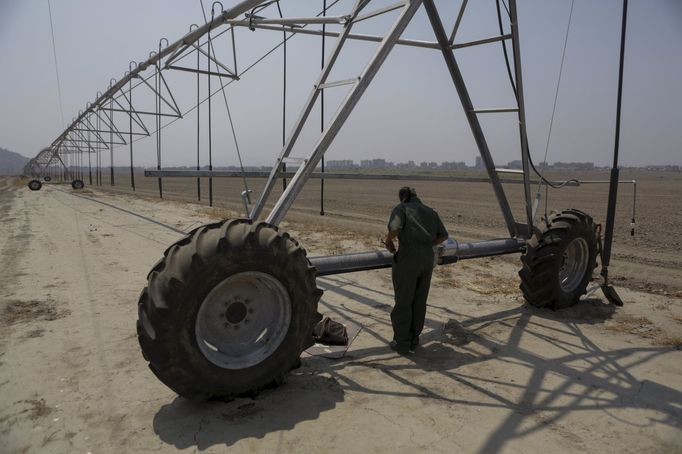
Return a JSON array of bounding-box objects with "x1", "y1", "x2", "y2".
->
[{"x1": 26, "y1": 0, "x2": 633, "y2": 399}]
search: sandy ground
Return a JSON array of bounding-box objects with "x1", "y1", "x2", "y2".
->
[{"x1": 1, "y1": 176, "x2": 681, "y2": 453}]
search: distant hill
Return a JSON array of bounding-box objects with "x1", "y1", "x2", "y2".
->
[{"x1": 0, "y1": 147, "x2": 30, "y2": 175}]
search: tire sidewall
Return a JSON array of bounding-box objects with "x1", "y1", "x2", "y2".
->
[{"x1": 160, "y1": 227, "x2": 315, "y2": 395}]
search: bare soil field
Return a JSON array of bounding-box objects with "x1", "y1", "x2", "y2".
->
[
  {"x1": 1, "y1": 175, "x2": 681, "y2": 453},
  {"x1": 99, "y1": 169, "x2": 682, "y2": 296}
]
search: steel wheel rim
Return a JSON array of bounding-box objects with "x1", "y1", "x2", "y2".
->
[
  {"x1": 195, "y1": 271, "x2": 292, "y2": 370},
  {"x1": 558, "y1": 237, "x2": 589, "y2": 293}
]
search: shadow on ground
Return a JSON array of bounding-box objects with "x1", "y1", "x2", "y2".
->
[
  {"x1": 153, "y1": 371, "x2": 343, "y2": 449},
  {"x1": 311, "y1": 275, "x2": 682, "y2": 453}
]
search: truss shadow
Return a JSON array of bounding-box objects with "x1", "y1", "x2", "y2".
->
[{"x1": 314, "y1": 275, "x2": 682, "y2": 453}]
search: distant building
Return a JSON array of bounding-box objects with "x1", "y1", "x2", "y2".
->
[
  {"x1": 326, "y1": 160, "x2": 355, "y2": 169},
  {"x1": 441, "y1": 161, "x2": 467, "y2": 170},
  {"x1": 475, "y1": 156, "x2": 484, "y2": 169},
  {"x1": 645, "y1": 165, "x2": 680, "y2": 172},
  {"x1": 507, "y1": 160, "x2": 523, "y2": 170},
  {"x1": 360, "y1": 158, "x2": 387, "y2": 169},
  {"x1": 552, "y1": 161, "x2": 594, "y2": 171}
]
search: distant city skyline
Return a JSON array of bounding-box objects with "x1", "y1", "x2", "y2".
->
[{"x1": 1, "y1": 1, "x2": 680, "y2": 168}]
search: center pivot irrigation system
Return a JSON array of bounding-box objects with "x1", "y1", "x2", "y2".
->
[{"x1": 26, "y1": 0, "x2": 634, "y2": 399}]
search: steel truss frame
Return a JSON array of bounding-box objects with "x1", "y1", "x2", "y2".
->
[{"x1": 29, "y1": 0, "x2": 564, "y2": 268}]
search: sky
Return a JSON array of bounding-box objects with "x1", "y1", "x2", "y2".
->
[{"x1": 0, "y1": 0, "x2": 680, "y2": 168}]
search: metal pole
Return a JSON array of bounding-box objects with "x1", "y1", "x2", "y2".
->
[
  {"x1": 282, "y1": 21, "x2": 287, "y2": 191},
  {"x1": 196, "y1": 29, "x2": 202, "y2": 201},
  {"x1": 320, "y1": 0, "x2": 326, "y2": 216},
  {"x1": 422, "y1": 0, "x2": 517, "y2": 238},
  {"x1": 129, "y1": 76, "x2": 135, "y2": 191},
  {"x1": 508, "y1": 0, "x2": 533, "y2": 237},
  {"x1": 601, "y1": 0, "x2": 628, "y2": 277},
  {"x1": 109, "y1": 96, "x2": 115, "y2": 185},
  {"x1": 207, "y1": 22, "x2": 213, "y2": 207},
  {"x1": 156, "y1": 44, "x2": 164, "y2": 199},
  {"x1": 96, "y1": 112, "x2": 101, "y2": 185},
  {"x1": 87, "y1": 123, "x2": 92, "y2": 185}
]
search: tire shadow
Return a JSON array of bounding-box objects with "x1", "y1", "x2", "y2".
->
[{"x1": 153, "y1": 370, "x2": 343, "y2": 449}]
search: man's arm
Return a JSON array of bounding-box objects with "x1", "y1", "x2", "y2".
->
[
  {"x1": 385, "y1": 205, "x2": 404, "y2": 253},
  {"x1": 384, "y1": 230, "x2": 399, "y2": 253},
  {"x1": 433, "y1": 212, "x2": 449, "y2": 245}
]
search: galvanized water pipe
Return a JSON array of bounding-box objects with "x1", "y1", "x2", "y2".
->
[{"x1": 310, "y1": 237, "x2": 525, "y2": 276}]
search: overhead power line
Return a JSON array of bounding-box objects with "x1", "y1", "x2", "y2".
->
[{"x1": 47, "y1": 0, "x2": 66, "y2": 128}]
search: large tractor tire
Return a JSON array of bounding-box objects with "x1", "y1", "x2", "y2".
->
[
  {"x1": 28, "y1": 179, "x2": 42, "y2": 191},
  {"x1": 137, "y1": 219, "x2": 323, "y2": 400},
  {"x1": 71, "y1": 179, "x2": 84, "y2": 190},
  {"x1": 519, "y1": 209, "x2": 598, "y2": 309}
]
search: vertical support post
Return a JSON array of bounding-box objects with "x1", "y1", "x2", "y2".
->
[
  {"x1": 282, "y1": 23, "x2": 287, "y2": 191},
  {"x1": 508, "y1": 0, "x2": 533, "y2": 237},
  {"x1": 196, "y1": 34, "x2": 202, "y2": 201},
  {"x1": 129, "y1": 77, "x2": 136, "y2": 191},
  {"x1": 423, "y1": 0, "x2": 517, "y2": 237},
  {"x1": 207, "y1": 22, "x2": 214, "y2": 207},
  {"x1": 156, "y1": 44, "x2": 164, "y2": 199},
  {"x1": 601, "y1": 0, "x2": 628, "y2": 278},
  {"x1": 320, "y1": 0, "x2": 326, "y2": 216},
  {"x1": 96, "y1": 112, "x2": 101, "y2": 185},
  {"x1": 88, "y1": 131, "x2": 92, "y2": 186},
  {"x1": 87, "y1": 122, "x2": 93, "y2": 185},
  {"x1": 109, "y1": 97, "x2": 115, "y2": 185}
]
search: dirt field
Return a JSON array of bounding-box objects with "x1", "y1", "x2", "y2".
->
[
  {"x1": 1, "y1": 175, "x2": 681, "y2": 453},
  {"x1": 96, "y1": 168, "x2": 682, "y2": 296}
]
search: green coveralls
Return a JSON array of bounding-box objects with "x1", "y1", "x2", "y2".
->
[{"x1": 387, "y1": 197, "x2": 448, "y2": 350}]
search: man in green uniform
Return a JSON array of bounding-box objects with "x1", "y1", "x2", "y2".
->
[{"x1": 384, "y1": 187, "x2": 448, "y2": 354}]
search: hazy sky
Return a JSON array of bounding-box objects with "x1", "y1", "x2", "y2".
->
[{"x1": 1, "y1": 0, "x2": 680, "y2": 167}]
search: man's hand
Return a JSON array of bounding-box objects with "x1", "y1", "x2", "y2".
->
[{"x1": 385, "y1": 230, "x2": 399, "y2": 253}]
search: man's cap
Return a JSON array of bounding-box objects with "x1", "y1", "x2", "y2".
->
[{"x1": 399, "y1": 186, "x2": 417, "y2": 202}]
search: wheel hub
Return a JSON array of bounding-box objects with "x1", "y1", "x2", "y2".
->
[
  {"x1": 558, "y1": 237, "x2": 589, "y2": 293},
  {"x1": 225, "y1": 300, "x2": 248, "y2": 325},
  {"x1": 195, "y1": 271, "x2": 292, "y2": 370}
]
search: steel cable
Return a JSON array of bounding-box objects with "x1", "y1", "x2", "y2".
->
[{"x1": 47, "y1": 0, "x2": 66, "y2": 128}]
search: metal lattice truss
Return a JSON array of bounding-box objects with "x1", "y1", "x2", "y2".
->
[{"x1": 27, "y1": 0, "x2": 535, "y2": 238}]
